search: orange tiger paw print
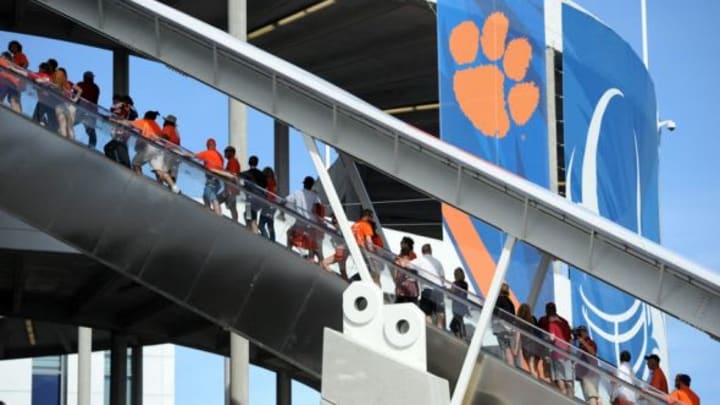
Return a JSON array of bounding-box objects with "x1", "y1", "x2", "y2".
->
[{"x1": 450, "y1": 13, "x2": 540, "y2": 138}]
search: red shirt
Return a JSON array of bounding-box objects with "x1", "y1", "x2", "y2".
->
[
  {"x1": 161, "y1": 125, "x2": 180, "y2": 145},
  {"x1": 12, "y1": 52, "x2": 28, "y2": 68},
  {"x1": 196, "y1": 149, "x2": 224, "y2": 171},
  {"x1": 77, "y1": 81, "x2": 99, "y2": 104},
  {"x1": 226, "y1": 157, "x2": 241, "y2": 175}
]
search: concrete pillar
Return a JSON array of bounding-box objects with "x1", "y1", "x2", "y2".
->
[
  {"x1": 227, "y1": 5, "x2": 250, "y2": 403},
  {"x1": 276, "y1": 371, "x2": 291, "y2": 405},
  {"x1": 77, "y1": 327, "x2": 92, "y2": 405},
  {"x1": 229, "y1": 333, "x2": 249, "y2": 405},
  {"x1": 109, "y1": 334, "x2": 128, "y2": 405},
  {"x1": 131, "y1": 346, "x2": 143, "y2": 405},
  {"x1": 228, "y1": 0, "x2": 248, "y2": 164},
  {"x1": 274, "y1": 121, "x2": 290, "y2": 196},
  {"x1": 112, "y1": 48, "x2": 129, "y2": 96}
]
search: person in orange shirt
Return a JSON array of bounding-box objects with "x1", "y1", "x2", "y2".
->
[
  {"x1": 669, "y1": 374, "x2": 700, "y2": 405},
  {"x1": 160, "y1": 114, "x2": 181, "y2": 182},
  {"x1": 51, "y1": 67, "x2": 82, "y2": 139},
  {"x1": 351, "y1": 208, "x2": 383, "y2": 285},
  {"x1": 352, "y1": 209, "x2": 375, "y2": 250},
  {"x1": 645, "y1": 354, "x2": 668, "y2": 394},
  {"x1": 130, "y1": 111, "x2": 179, "y2": 193},
  {"x1": 195, "y1": 138, "x2": 225, "y2": 215},
  {"x1": 218, "y1": 146, "x2": 241, "y2": 220}
]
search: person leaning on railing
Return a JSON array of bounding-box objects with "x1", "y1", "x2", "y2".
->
[
  {"x1": 513, "y1": 304, "x2": 544, "y2": 380},
  {"x1": 492, "y1": 283, "x2": 516, "y2": 368},
  {"x1": 393, "y1": 247, "x2": 419, "y2": 304},
  {"x1": 573, "y1": 325, "x2": 600, "y2": 405},
  {"x1": 0, "y1": 52, "x2": 26, "y2": 113}
]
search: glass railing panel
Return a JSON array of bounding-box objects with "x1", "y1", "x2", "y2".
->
[
  {"x1": 482, "y1": 312, "x2": 669, "y2": 404},
  {"x1": 0, "y1": 64, "x2": 367, "y2": 277},
  {"x1": 0, "y1": 65, "x2": 672, "y2": 402}
]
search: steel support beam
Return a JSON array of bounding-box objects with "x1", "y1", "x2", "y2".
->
[
  {"x1": 303, "y1": 134, "x2": 371, "y2": 282},
  {"x1": 110, "y1": 334, "x2": 128, "y2": 405},
  {"x1": 339, "y1": 152, "x2": 388, "y2": 248},
  {"x1": 451, "y1": 236, "x2": 516, "y2": 405},
  {"x1": 274, "y1": 120, "x2": 290, "y2": 196},
  {"x1": 112, "y1": 48, "x2": 129, "y2": 96},
  {"x1": 131, "y1": 346, "x2": 143, "y2": 405},
  {"x1": 276, "y1": 370, "x2": 291, "y2": 405},
  {"x1": 527, "y1": 254, "x2": 552, "y2": 310}
]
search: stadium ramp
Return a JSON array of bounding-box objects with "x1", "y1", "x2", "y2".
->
[
  {"x1": 0, "y1": 100, "x2": 582, "y2": 404},
  {"x1": 30, "y1": 0, "x2": 720, "y2": 340}
]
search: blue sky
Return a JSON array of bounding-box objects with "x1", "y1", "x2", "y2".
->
[{"x1": 2, "y1": 0, "x2": 719, "y2": 403}]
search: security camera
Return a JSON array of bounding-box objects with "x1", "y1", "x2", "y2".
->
[{"x1": 658, "y1": 120, "x2": 677, "y2": 132}]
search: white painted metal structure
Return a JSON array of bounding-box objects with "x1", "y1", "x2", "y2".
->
[
  {"x1": 31, "y1": 0, "x2": 720, "y2": 340},
  {"x1": 450, "y1": 237, "x2": 516, "y2": 405},
  {"x1": 303, "y1": 134, "x2": 372, "y2": 282}
]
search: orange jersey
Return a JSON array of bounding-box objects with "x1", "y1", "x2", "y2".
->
[
  {"x1": 649, "y1": 368, "x2": 668, "y2": 394},
  {"x1": 132, "y1": 119, "x2": 162, "y2": 139},
  {"x1": 196, "y1": 149, "x2": 224, "y2": 171},
  {"x1": 161, "y1": 125, "x2": 180, "y2": 145},
  {"x1": 352, "y1": 220, "x2": 373, "y2": 248},
  {"x1": 226, "y1": 158, "x2": 241, "y2": 175},
  {"x1": 669, "y1": 387, "x2": 700, "y2": 405}
]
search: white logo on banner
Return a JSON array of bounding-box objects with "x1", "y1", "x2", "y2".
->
[{"x1": 567, "y1": 88, "x2": 664, "y2": 376}]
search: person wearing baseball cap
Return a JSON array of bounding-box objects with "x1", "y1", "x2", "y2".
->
[{"x1": 644, "y1": 353, "x2": 668, "y2": 394}]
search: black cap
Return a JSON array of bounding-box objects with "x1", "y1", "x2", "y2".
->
[
  {"x1": 303, "y1": 176, "x2": 315, "y2": 188},
  {"x1": 143, "y1": 110, "x2": 160, "y2": 119},
  {"x1": 644, "y1": 354, "x2": 660, "y2": 362}
]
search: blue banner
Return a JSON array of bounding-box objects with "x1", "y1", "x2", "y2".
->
[
  {"x1": 562, "y1": 4, "x2": 665, "y2": 376},
  {"x1": 438, "y1": 0, "x2": 551, "y2": 308}
]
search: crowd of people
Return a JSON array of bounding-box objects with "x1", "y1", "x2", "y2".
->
[
  {"x1": 0, "y1": 40, "x2": 703, "y2": 405},
  {"x1": 489, "y1": 298, "x2": 700, "y2": 405}
]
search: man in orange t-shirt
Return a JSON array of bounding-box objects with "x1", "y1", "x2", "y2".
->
[
  {"x1": 160, "y1": 114, "x2": 181, "y2": 181},
  {"x1": 351, "y1": 208, "x2": 383, "y2": 285},
  {"x1": 645, "y1": 354, "x2": 669, "y2": 394},
  {"x1": 220, "y1": 146, "x2": 241, "y2": 220},
  {"x1": 669, "y1": 374, "x2": 700, "y2": 405},
  {"x1": 131, "y1": 111, "x2": 179, "y2": 193},
  {"x1": 195, "y1": 138, "x2": 225, "y2": 215},
  {"x1": 352, "y1": 209, "x2": 375, "y2": 250}
]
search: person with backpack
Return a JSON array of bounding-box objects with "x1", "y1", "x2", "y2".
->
[
  {"x1": 450, "y1": 267, "x2": 470, "y2": 339},
  {"x1": 259, "y1": 167, "x2": 277, "y2": 240},
  {"x1": 493, "y1": 283, "x2": 516, "y2": 367},
  {"x1": 241, "y1": 155, "x2": 267, "y2": 233},
  {"x1": 285, "y1": 176, "x2": 323, "y2": 261},
  {"x1": 219, "y1": 146, "x2": 241, "y2": 221},
  {"x1": 540, "y1": 302, "x2": 574, "y2": 398}
]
